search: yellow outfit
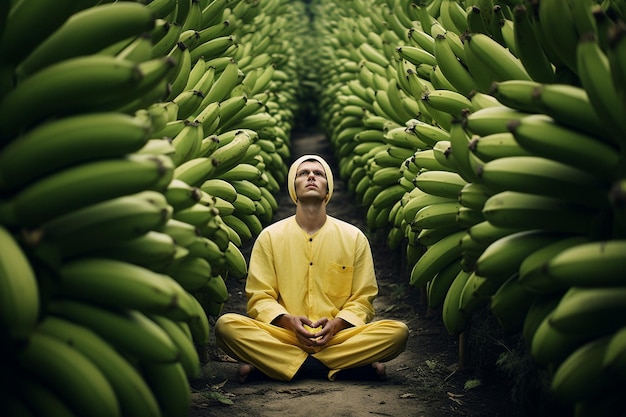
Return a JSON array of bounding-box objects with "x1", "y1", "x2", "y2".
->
[{"x1": 215, "y1": 215, "x2": 409, "y2": 381}]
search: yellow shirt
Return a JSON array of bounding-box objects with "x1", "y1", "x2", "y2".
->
[{"x1": 245, "y1": 215, "x2": 378, "y2": 327}]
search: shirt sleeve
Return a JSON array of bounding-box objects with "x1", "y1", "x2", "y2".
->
[
  {"x1": 335, "y1": 231, "x2": 378, "y2": 327},
  {"x1": 244, "y1": 230, "x2": 289, "y2": 324}
]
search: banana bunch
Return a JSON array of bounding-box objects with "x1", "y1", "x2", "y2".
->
[
  {"x1": 0, "y1": 0, "x2": 308, "y2": 415},
  {"x1": 309, "y1": 0, "x2": 626, "y2": 414}
]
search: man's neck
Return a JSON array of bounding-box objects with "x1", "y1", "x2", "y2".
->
[{"x1": 295, "y1": 202, "x2": 327, "y2": 235}]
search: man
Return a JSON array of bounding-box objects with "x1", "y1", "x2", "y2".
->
[{"x1": 215, "y1": 154, "x2": 409, "y2": 382}]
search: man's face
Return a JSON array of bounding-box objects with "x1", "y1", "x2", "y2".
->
[{"x1": 294, "y1": 160, "x2": 328, "y2": 202}]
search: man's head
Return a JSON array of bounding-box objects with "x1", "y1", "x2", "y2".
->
[{"x1": 287, "y1": 154, "x2": 334, "y2": 205}]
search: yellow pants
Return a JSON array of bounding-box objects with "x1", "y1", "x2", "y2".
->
[{"x1": 215, "y1": 313, "x2": 409, "y2": 381}]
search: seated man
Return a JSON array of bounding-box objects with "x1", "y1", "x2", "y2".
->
[{"x1": 215, "y1": 154, "x2": 409, "y2": 382}]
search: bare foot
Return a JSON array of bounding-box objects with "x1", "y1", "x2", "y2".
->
[
  {"x1": 237, "y1": 363, "x2": 255, "y2": 384},
  {"x1": 372, "y1": 362, "x2": 387, "y2": 381}
]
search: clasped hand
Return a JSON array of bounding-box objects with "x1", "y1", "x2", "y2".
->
[{"x1": 274, "y1": 314, "x2": 347, "y2": 347}]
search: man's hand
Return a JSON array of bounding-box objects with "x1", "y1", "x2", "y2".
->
[
  {"x1": 272, "y1": 315, "x2": 351, "y2": 347},
  {"x1": 309, "y1": 317, "x2": 351, "y2": 346},
  {"x1": 272, "y1": 314, "x2": 319, "y2": 346}
]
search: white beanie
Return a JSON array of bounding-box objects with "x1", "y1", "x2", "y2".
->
[{"x1": 287, "y1": 154, "x2": 334, "y2": 205}]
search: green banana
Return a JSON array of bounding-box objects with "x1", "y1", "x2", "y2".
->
[
  {"x1": 410, "y1": 149, "x2": 453, "y2": 172},
  {"x1": 433, "y1": 32, "x2": 478, "y2": 96},
  {"x1": 522, "y1": 293, "x2": 562, "y2": 349},
  {"x1": 465, "y1": 4, "x2": 489, "y2": 35},
  {"x1": 458, "y1": 182, "x2": 493, "y2": 211},
  {"x1": 48, "y1": 299, "x2": 181, "y2": 363},
  {"x1": 489, "y1": 274, "x2": 536, "y2": 331},
  {"x1": 463, "y1": 32, "x2": 531, "y2": 88},
  {"x1": 184, "y1": 57, "x2": 208, "y2": 92},
  {"x1": 489, "y1": 79, "x2": 544, "y2": 114},
  {"x1": 511, "y1": 4, "x2": 555, "y2": 83},
  {"x1": 467, "y1": 131, "x2": 533, "y2": 161},
  {"x1": 577, "y1": 32, "x2": 626, "y2": 137},
  {"x1": 173, "y1": 90, "x2": 205, "y2": 120},
  {"x1": 145, "y1": 0, "x2": 178, "y2": 19},
  {"x1": 201, "y1": 178, "x2": 238, "y2": 203},
  {"x1": 166, "y1": 42, "x2": 192, "y2": 101},
  {"x1": 37, "y1": 316, "x2": 162, "y2": 417},
  {"x1": 114, "y1": 33, "x2": 155, "y2": 63},
  {"x1": 140, "y1": 361, "x2": 191, "y2": 417},
  {"x1": 417, "y1": 224, "x2": 464, "y2": 247},
  {"x1": 39, "y1": 190, "x2": 171, "y2": 258},
  {"x1": 165, "y1": 178, "x2": 202, "y2": 211},
  {"x1": 201, "y1": 58, "x2": 242, "y2": 107},
  {"x1": 0, "y1": 55, "x2": 175, "y2": 138},
  {"x1": 224, "y1": 240, "x2": 248, "y2": 279},
  {"x1": 231, "y1": 192, "x2": 257, "y2": 215},
  {"x1": 530, "y1": 310, "x2": 587, "y2": 367},
  {"x1": 0, "y1": 153, "x2": 174, "y2": 227},
  {"x1": 538, "y1": 0, "x2": 580, "y2": 75},
  {"x1": 16, "y1": 2, "x2": 156, "y2": 79},
  {"x1": 442, "y1": 269, "x2": 472, "y2": 335},
  {"x1": 231, "y1": 179, "x2": 263, "y2": 202},
  {"x1": 545, "y1": 240, "x2": 626, "y2": 287},
  {"x1": 209, "y1": 129, "x2": 255, "y2": 177},
  {"x1": 181, "y1": 0, "x2": 202, "y2": 31},
  {"x1": 467, "y1": 219, "x2": 522, "y2": 245},
  {"x1": 170, "y1": 119, "x2": 204, "y2": 165},
  {"x1": 426, "y1": 257, "x2": 463, "y2": 309},
  {"x1": 395, "y1": 45, "x2": 437, "y2": 67},
  {"x1": 189, "y1": 34, "x2": 236, "y2": 63},
  {"x1": 216, "y1": 94, "x2": 249, "y2": 130},
  {"x1": 166, "y1": 254, "x2": 213, "y2": 293},
  {"x1": 173, "y1": 202, "x2": 220, "y2": 229},
  {"x1": 476, "y1": 156, "x2": 611, "y2": 208},
  {"x1": 221, "y1": 213, "x2": 253, "y2": 242},
  {"x1": 160, "y1": 217, "x2": 202, "y2": 248},
  {"x1": 421, "y1": 89, "x2": 475, "y2": 119},
  {"x1": 439, "y1": 0, "x2": 468, "y2": 36},
  {"x1": 550, "y1": 336, "x2": 614, "y2": 405},
  {"x1": 604, "y1": 326, "x2": 626, "y2": 379},
  {"x1": 549, "y1": 286, "x2": 626, "y2": 339},
  {"x1": 0, "y1": 225, "x2": 40, "y2": 342},
  {"x1": 56, "y1": 257, "x2": 193, "y2": 318},
  {"x1": 410, "y1": 230, "x2": 466, "y2": 288},
  {"x1": 407, "y1": 27, "x2": 436, "y2": 54},
  {"x1": 412, "y1": 200, "x2": 461, "y2": 230},
  {"x1": 384, "y1": 126, "x2": 430, "y2": 150},
  {"x1": 186, "y1": 235, "x2": 225, "y2": 265},
  {"x1": 413, "y1": 169, "x2": 467, "y2": 199},
  {"x1": 16, "y1": 329, "x2": 120, "y2": 417},
  {"x1": 475, "y1": 229, "x2": 568, "y2": 284},
  {"x1": 97, "y1": 230, "x2": 178, "y2": 269},
  {"x1": 151, "y1": 22, "x2": 183, "y2": 59},
  {"x1": 193, "y1": 101, "x2": 221, "y2": 134},
  {"x1": 457, "y1": 270, "x2": 495, "y2": 314},
  {"x1": 507, "y1": 114, "x2": 620, "y2": 181},
  {"x1": 149, "y1": 314, "x2": 201, "y2": 379},
  {"x1": 217, "y1": 163, "x2": 262, "y2": 182},
  {"x1": 13, "y1": 373, "x2": 77, "y2": 417},
  {"x1": 211, "y1": 196, "x2": 236, "y2": 216},
  {"x1": 174, "y1": 156, "x2": 220, "y2": 188},
  {"x1": 482, "y1": 191, "x2": 597, "y2": 234},
  {"x1": 517, "y1": 235, "x2": 589, "y2": 294},
  {"x1": 0, "y1": 0, "x2": 101, "y2": 65},
  {"x1": 534, "y1": 83, "x2": 616, "y2": 146}
]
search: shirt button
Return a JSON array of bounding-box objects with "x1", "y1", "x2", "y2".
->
[
  {"x1": 309, "y1": 238, "x2": 313, "y2": 242},
  {"x1": 310, "y1": 262, "x2": 313, "y2": 266}
]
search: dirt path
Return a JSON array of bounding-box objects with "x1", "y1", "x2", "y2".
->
[{"x1": 188, "y1": 131, "x2": 513, "y2": 417}]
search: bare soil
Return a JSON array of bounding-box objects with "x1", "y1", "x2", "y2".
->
[{"x1": 188, "y1": 131, "x2": 565, "y2": 417}]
